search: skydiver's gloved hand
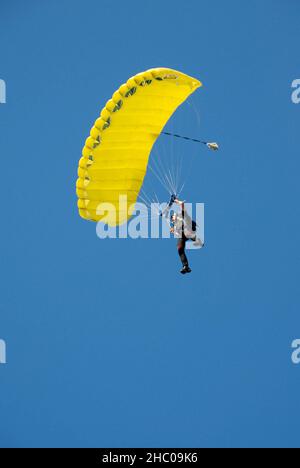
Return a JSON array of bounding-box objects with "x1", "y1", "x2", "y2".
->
[
  {"x1": 168, "y1": 194, "x2": 177, "y2": 207},
  {"x1": 160, "y1": 194, "x2": 177, "y2": 217}
]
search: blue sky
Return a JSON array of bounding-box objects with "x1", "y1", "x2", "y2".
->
[{"x1": 0, "y1": 0, "x2": 300, "y2": 448}]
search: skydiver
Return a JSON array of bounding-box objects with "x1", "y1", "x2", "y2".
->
[{"x1": 170, "y1": 199, "x2": 203, "y2": 274}]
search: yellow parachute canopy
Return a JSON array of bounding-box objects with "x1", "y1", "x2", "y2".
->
[{"x1": 76, "y1": 68, "x2": 201, "y2": 226}]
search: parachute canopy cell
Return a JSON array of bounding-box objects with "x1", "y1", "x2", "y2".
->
[{"x1": 76, "y1": 68, "x2": 202, "y2": 226}]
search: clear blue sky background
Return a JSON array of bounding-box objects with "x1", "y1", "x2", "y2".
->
[{"x1": 0, "y1": 0, "x2": 300, "y2": 448}]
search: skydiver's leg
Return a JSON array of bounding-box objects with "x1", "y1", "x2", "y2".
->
[{"x1": 177, "y1": 237, "x2": 189, "y2": 268}]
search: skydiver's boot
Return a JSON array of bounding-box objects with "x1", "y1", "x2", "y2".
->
[{"x1": 180, "y1": 265, "x2": 192, "y2": 274}]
